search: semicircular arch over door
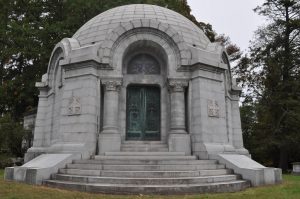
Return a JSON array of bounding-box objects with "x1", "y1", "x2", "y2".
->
[{"x1": 120, "y1": 39, "x2": 169, "y2": 142}]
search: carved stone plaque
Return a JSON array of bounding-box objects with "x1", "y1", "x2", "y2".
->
[
  {"x1": 207, "y1": 99, "x2": 219, "y2": 118},
  {"x1": 68, "y1": 97, "x2": 81, "y2": 115}
]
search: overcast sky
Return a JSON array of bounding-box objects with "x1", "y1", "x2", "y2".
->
[{"x1": 187, "y1": 0, "x2": 266, "y2": 53}]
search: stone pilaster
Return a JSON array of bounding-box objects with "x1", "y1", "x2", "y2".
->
[
  {"x1": 230, "y1": 91, "x2": 249, "y2": 155},
  {"x1": 168, "y1": 79, "x2": 191, "y2": 155},
  {"x1": 169, "y1": 79, "x2": 188, "y2": 133},
  {"x1": 25, "y1": 82, "x2": 49, "y2": 162},
  {"x1": 98, "y1": 78, "x2": 122, "y2": 155}
]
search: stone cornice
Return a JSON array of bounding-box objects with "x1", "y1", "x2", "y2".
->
[
  {"x1": 61, "y1": 60, "x2": 112, "y2": 71},
  {"x1": 35, "y1": 82, "x2": 48, "y2": 88}
]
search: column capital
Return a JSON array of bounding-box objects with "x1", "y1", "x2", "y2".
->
[
  {"x1": 168, "y1": 78, "x2": 189, "y2": 92},
  {"x1": 101, "y1": 78, "x2": 122, "y2": 91}
]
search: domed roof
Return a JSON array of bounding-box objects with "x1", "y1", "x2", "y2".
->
[{"x1": 73, "y1": 4, "x2": 210, "y2": 49}]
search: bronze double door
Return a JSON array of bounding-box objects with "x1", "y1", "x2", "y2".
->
[{"x1": 126, "y1": 85, "x2": 160, "y2": 140}]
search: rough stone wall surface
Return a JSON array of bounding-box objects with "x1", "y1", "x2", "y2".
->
[{"x1": 59, "y1": 66, "x2": 100, "y2": 152}]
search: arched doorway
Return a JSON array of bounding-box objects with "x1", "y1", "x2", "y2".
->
[
  {"x1": 125, "y1": 53, "x2": 161, "y2": 141},
  {"x1": 120, "y1": 40, "x2": 169, "y2": 143}
]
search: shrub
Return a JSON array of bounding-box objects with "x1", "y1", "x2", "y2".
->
[
  {"x1": 0, "y1": 114, "x2": 26, "y2": 157},
  {"x1": 0, "y1": 154, "x2": 14, "y2": 169}
]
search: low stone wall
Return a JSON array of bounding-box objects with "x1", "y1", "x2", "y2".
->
[
  {"x1": 5, "y1": 154, "x2": 78, "y2": 185},
  {"x1": 214, "y1": 154, "x2": 282, "y2": 186}
]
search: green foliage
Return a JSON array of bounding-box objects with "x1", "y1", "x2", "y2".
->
[
  {"x1": 215, "y1": 34, "x2": 242, "y2": 62},
  {"x1": 0, "y1": 154, "x2": 13, "y2": 169},
  {"x1": 236, "y1": 0, "x2": 300, "y2": 170},
  {"x1": 0, "y1": 114, "x2": 26, "y2": 157}
]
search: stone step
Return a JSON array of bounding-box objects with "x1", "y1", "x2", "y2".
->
[
  {"x1": 121, "y1": 145, "x2": 168, "y2": 148},
  {"x1": 122, "y1": 141, "x2": 165, "y2": 145},
  {"x1": 59, "y1": 168, "x2": 101, "y2": 176},
  {"x1": 121, "y1": 147, "x2": 168, "y2": 152},
  {"x1": 121, "y1": 143, "x2": 168, "y2": 147},
  {"x1": 73, "y1": 159, "x2": 217, "y2": 165},
  {"x1": 104, "y1": 152, "x2": 185, "y2": 156},
  {"x1": 44, "y1": 180, "x2": 250, "y2": 194},
  {"x1": 64, "y1": 164, "x2": 225, "y2": 171},
  {"x1": 94, "y1": 155, "x2": 197, "y2": 160},
  {"x1": 58, "y1": 168, "x2": 233, "y2": 177},
  {"x1": 53, "y1": 174, "x2": 239, "y2": 185}
]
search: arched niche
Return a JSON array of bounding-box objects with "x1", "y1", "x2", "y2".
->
[
  {"x1": 118, "y1": 39, "x2": 170, "y2": 143},
  {"x1": 48, "y1": 48, "x2": 64, "y2": 90},
  {"x1": 46, "y1": 47, "x2": 65, "y2": 145},
  {"x1": 109, "y1": 28, "x2": 181, "y2": 77},
  {"x1": 47, "y1": 37, "x2": 78, "y2": 90},
  {"x1": 221, "y1": 51, "x2": 234, "y2": 91},
  {"x1": 98, "y1": 20, "x2": 192, "y2": 68},
  {"x1": 122, "y1": 40, "x2": 167, "y2": 76}
]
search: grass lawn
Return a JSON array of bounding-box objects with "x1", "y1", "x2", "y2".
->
[{"x1": 1, "y1": 170, "x2": 300, "y2": 199}]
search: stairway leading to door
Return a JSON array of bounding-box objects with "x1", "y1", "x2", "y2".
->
[
  {"x1": 43, "y1": 143, "x2": 250, "y2": 194},
  {"x1": 121, "y1": 141, "x2": 169, "y2": 152}
]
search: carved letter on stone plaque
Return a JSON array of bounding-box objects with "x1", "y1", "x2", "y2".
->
[
  {"x1": 68, "y1": 97, "x2": 81, "y2": 115},
  {"x1": 207, "y1": 99, "x2": 219, "y2": 117}
]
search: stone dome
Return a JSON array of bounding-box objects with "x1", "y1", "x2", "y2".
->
[{"x1": 73, "y1": 4, "x2": 210, "y2": 49}]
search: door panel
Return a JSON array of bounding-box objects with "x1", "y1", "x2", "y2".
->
[
  {"x1": 126, "y1": 86, "x2": 160, "y2": 140},
  {"x1": 126, "y1": 87, "x2": 143, "y2": 139},
  {"x1": 144, "y1": 87, "x2": 160, "y2": 140}
]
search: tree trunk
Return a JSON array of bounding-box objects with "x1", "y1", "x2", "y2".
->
[
  {"x1": 283, "y1": 3, "x2": 291, "y2": 82},
  {"x1": 279, "y1": 145, "x2": 288, "y2": 172}
]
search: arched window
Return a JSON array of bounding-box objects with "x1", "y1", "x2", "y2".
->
[{"x1": 127, "y1": 54, "x2": 160, "y2": 75}]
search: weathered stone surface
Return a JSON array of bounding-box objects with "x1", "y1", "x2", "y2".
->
[
  {"x1": 6, "y1": 154, "x2": 75, "y2": 185},
  {"x1": 73, "y1": 5, "x2": 210, "y2": 49},
  {"x1": 43, "y1": 152, "x2": 250, "y2": 194},
  {"x1": 215, "y1": 154, "x2": 282, "y2": 186}
]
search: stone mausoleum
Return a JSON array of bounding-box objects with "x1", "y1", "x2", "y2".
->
[{"x1": 5, "y1": 4, "x2": 282, "y2": 194}]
